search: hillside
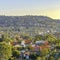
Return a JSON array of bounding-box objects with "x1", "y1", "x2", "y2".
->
[{"x1": 0, "y1": 16, "x2": 60, "y2": 35}]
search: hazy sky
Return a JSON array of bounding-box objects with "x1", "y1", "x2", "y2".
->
[{"x1": 0, "y1": 0, "x2": 60, "y2": 19}]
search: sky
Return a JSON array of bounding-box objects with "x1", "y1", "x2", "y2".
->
[{"x1": 0, "y1": 0, "x2": 60, "y2": 19}]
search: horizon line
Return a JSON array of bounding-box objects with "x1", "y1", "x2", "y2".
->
[{"x1": 0, "y1": 15, "x2": 60, "y2": 19}]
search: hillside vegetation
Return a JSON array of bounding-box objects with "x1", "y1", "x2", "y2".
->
[{"x1": 0, "y1": 16, "x2": 60, "y2": 35}]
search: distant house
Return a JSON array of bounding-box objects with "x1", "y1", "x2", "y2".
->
[
  {"x1": 21, "y1": 40, "x2": 26, "y2": 47},
  {"x1": 35, "y1": 40, "x2": 49, "y2": 46},
  {"x1": 31, "y1": 40, "x2": 50, "y2": 51},
  {"x1": 25, "y1": 40, "x2": 31, "y2": 44}
]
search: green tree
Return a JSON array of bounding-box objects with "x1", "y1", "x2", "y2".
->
[
  {"x1": 56, "y1": 38, "x2": 60, "y2": 46},
  {"x1": 0, "y1": 33, "x2": 11, "y2": 43},
  {"x1": 45, "y1": 33, "x2": 57, "y2": 44},
  {"x1": 12, "y1": 50, "x2": 20, "y2": 59},
  {"x1": 21, "y1": 35, "x2": 32, "y2": 40},
  {"x1": 0, "y1": 42, "x2": 12, "y2": 60},
  {"x1": 34, "y1": 35, "x2": 44, "y2": 42}
]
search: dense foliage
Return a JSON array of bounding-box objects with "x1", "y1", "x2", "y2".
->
[{"x1": 0, "y1": 42, "x2": 12, "y2": 60}]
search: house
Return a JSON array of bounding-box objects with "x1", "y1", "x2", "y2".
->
[
  {"x1": 25, "y1": 40, "x2": 31, "y2": 44},
  {"x1": 35, "y1": 40, "x2": 49, "y2": 46},
  {"x1": 31, "y1": 40, "x2": 50, "y2": 51},
  {"x1": 21, "y1": 40, "x2": 26, "y2": 47}
]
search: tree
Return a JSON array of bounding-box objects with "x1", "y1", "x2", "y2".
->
[
  {"x1": 12, "y1": 49, "x2": 20, "y2": 58},
  {"x1": 34, "y1": 35, "x2": 44, "y2": 42},
  {"x1": 0, "y1": 33, "x2": 11, "y2": 43},
  {"x1": 0, "y1": 42, "x2": 12, "y2": 60},
  {"x1": 45, "y1": 33, "x2": 57, "y2": 44},
  {"x1": 56, "y1": 38, "x2": 60, "y2": 46},
  {"x1": 21, "y1": 35, "x2": 32, "y2": 40}
]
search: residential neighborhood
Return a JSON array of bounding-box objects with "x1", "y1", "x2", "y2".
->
[{"x1": 0, "y1": 32, "x2": 60, "y2": 60}]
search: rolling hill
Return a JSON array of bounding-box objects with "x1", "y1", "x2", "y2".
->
[{"x1": 0, "y1": 15, "x2": 60, "y2": 35}]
